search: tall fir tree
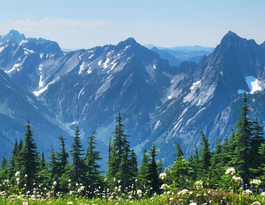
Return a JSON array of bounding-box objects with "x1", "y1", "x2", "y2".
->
[
  {"x1": 84, "y1": 131, "x2": 102, "y2": 194},
  {"x1": 249, "y1": 120, "x2": 264, "y2": 178},
  {"x1": 40, "y1": 151, "x2": 46, "y2": 169},
  {"x1": 137, "y1": 148, "x2": 151, "y2": 191},
  {"x1": 199, "y1": 131, "x2": 211, "y2": 174},
  {"x1": 209, "y1": 137, "x2": 224, "y2": 188},
  {"x1": 232, "y1": 93, "x2": 253, "y2": 183},
  {"x1": 19, "y1": 120, "x2": 39, "y2": 191},
  {"x1": 70, "y1": 125, "x2": 85, "y2": 184},
  {"x1": 107, "y1": 113, "x2": 132, "y2": 190},
  {"x1": 148, "y1": 143, "x2": 161, "y2": 195},
  {"x1": 0, "y1": 155, "x2": 8, "y2": 181},
  {"x1": 56, "y1": 136, "x2": 69, "y2": 178},
  {"x1": 55, "y1": 135, "x2": 69, "y2": 192},
  {"x1": 171, "y1": 143, "x2": 192, "y2": 189},
  {"x1": 128, "y1": 149, "x2": 138, "y2": 185},
  {"x1": 9, "y1": 139, "x2": 18, "y2": 178}
]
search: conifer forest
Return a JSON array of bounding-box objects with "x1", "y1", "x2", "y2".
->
[{"x1": 1, "y1": 94, "x2": 265, "y2": 204}]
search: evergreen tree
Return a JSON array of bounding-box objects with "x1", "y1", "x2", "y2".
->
[
  {"x1": 107, "y1": 113, "x2": 131, "y2": 190},
  {"x1": 137, "y1": 148, "x2": 151, "y2": 191},
  {"x1": 69, "y1": 125, "x2": 85, "y2": 184},
  {"x1": 19, "y1": 120, "x2": 39, "y2": 191},
  {"x1": 49, "y1": 146, "x2": 58, "y2": 181},
  {"x1": 0, "y1": 155, "x2": 8, "y2": 181},
  {"x1": 175, "y1": 143, "x2": 184, "y2": 158},
  {"x1": 40, "y1": 151, "x2": 46, "y2": 169},
  {"x1": 148, "y1": 143, "x2": 161, "y2": 195},
  {"x1": 1, "y1": 155, "x2": 7, "y2": 169},
  {"x1": 56, "y1": 135, "x2": 69, "y2": 192},
  {"x1": 9, "y1": 139, "x2": 18, "y2": 178},
  {"x1": 209, "y1": 137, "x2": 224, "y2": 188},
  {"x1": 249, "y1": 120, "x2": 264, "y2": 178},
  {"x1": 84, "y1": 131, "x2": 102, "y2": 194},
  {"x1": 257, "y1": 143, "x2": 265, "y2": 186},
  {"x1": 128, "y1": 149, "x2": 138, "y2": 185},
  {"x1": 232, "y1": 93, "x2": 253, "y2": 183},
  {"x1": 171, "y1": 143, "x2": 192, "y2": 189},
  {"x1": 199, "y1": 131, "x2": 211, "y2": 173},
  {"x1": 187, "y1": 147, "x2": 201, "y2": 181}
]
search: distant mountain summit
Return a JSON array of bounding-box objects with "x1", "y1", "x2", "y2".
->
[{"x1": 0, "y1": 30, "x2": 265, "y2": 167}]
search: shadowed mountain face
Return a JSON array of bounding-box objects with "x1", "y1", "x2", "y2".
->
[{"x1": 1, "y1": 30, "x2": 265, "y2": 167}]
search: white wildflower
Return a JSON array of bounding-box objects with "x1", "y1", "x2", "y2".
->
[
  {"x1": 159, "y1": 173, "x2": 167, "y2": 180},
  {"x1": 194, "y1": 180, "x2": 203, "y2": 190},
  {"x1": 160, "y1": 184, "x2": 170, "y2": 190},
  {"x1": 225, "y1": 167, "x2": 236, "y2": 175},
  {"x1": 232, "y1": 176, "x2": 243, "y2": 183},
  {"x1": 242, "y1": 189, "x2": 252, "y2": 196},
  {"x1": 250, "y1": 179, "x2": 261, "y2": 186},
  {"x1": 260, "y1": 192, "x2": 265, "y2": 196},
  {"x1": 177, "y1": 189, "x2": 189, "y2": 195}
]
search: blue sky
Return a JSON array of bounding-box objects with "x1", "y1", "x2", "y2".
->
[{"x1": 0, "y1": 0, "x2": 264, "y2": 49}]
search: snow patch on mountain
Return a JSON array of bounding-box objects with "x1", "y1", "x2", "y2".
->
[
  {"x1": 79, "y1": 62, "x2": 85, "y2": 74},
  {"x1": 0, "y1": 45, "x2": 7, "y2": 53},
  {"x1": 5, "y1": 63, "x2": 20, "y2": 74},
  {"x1": 24, "y1": 48, "x2": 34, "y2": 55},
  {"x1": 183, "y1": 80, "x2": 216, "y2": 106},
  {"x1": 33, "y1": 80, "x2": 55, "y2": 96},
  {"x1": 19, "y1": 40, "x2": 28, "y2": 46},
  {"x1": 152, "y1": 120, "x2": 161, "y2": 132},
  {"x1": 38, "y1": 64, "x2": 44, "y2": 88},
  {"x1": 88, "y1": 54, "x2": 94, "y2": 59},
  {"x1": 245, "y1": 76, "x2": 262, "y2": 94},
  {"x1": 103, "y1": 58, "x2": 110, "y2": 69},
  {"x1": 183, "y1": 81, "x2": 201, "y2": 103},
  {"x1": 237, "y1": 76, "x2": 263, "y2": 94}
]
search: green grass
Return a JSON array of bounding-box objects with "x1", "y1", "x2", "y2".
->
[{"x1": 1, "y1": 188, "x2": 265, "y2": 205}]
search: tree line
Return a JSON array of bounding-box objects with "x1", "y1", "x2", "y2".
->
[{"x1": 0, "y1": 93, "x2": 265, "y2": 197}]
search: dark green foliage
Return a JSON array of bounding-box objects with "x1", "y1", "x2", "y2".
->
[
  {"x1": 84, "y1": 131, "x2": 102, "y2": 194},
  {"x1": 138, "y1": 148, "x2": 150, "y2": 190},
  {"x1": 40, "y1": 151, "x2": 46, "y2": 169},
  {"x1": 1, "y1": 155, "x2": 7, "y2": 169},
  {"x1": 106, "y1": 113, "x2": 134, "y2": 191},
  {"x1": 232, "y1": 94, "x2": 254, "y2": 183},
  {"x1": 175, "y1": 143, "x2": 184, "y2": 158},
  {"x1": 148, "y1": 143, "x2": 161, "y2": 195},
  {"x1": 128, "y1": 149, "x2": 138, "y2": 184},
  {"x1": 19, "y1": 120, "x2": 39, "y2": 191},
  {"x1": 69, "y1": 125, "x2": 85, "y2": 184},
  {"x1": 55, "y1": 135, "x2": 69, "y2": 191},
  {"x1": 170, "y1": 143, "x2": 193, "y2": 189},
  {"x1": 199, "y1": 131, "x2": 211, "y2": 173}
]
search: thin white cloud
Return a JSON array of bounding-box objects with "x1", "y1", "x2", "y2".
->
[{"x1": 1, "y1": 18, "x2": 112, "y2": 32}]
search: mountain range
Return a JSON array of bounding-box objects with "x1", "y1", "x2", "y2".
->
[{"x1": 1, "y1": 29, "x2": 265, "y2": 167}]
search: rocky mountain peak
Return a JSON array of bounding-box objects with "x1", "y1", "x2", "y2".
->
[{"x1": 2, "y1": 29, "x2": 26, "y2": 44}]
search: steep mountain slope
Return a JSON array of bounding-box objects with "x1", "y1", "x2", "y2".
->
[
  {"x1": 0, "y1": 61, "x2": 71, "y2": 159},
  {"x1": 36, "y1": 38, "x2": 174, "y2": 148},
  {"x1": 148, "y1": 31, "x2": 265, "y2": 165}
]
